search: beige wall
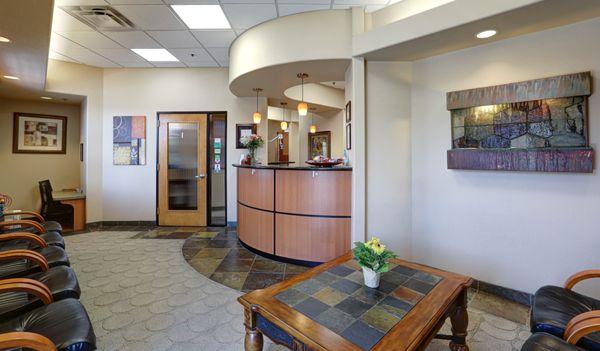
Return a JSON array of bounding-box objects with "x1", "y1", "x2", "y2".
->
[
  {"x1": 0, "y1": 98, "x2": 81, "y2": 211},
  {"x1": 299, "y1": 110, "x2": 345, "y2": 162},
  {"x1": 410, "y1": 18, "x2": 600, "y2": 297}
]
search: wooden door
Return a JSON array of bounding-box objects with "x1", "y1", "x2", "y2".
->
[
  {"x1": 277, "y1": 131, "x2": 289, "y2": 162},
  {"x1": 158, "y1": 114, "x2": 207, "y2": 226}
]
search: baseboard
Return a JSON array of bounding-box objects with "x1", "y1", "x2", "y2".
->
[
  {"x1": 474, "y1": 279, "x2": 533, "y2": 306},
  {"x1": 227, "y1": 221, "x2": 237, "y2": 228},
  {"x1": 86, "y1": 221, "x2": 157, "y2": 230}
]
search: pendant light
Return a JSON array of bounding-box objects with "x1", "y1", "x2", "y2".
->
[
  {"x1": 252, "y1": 88, "x2": 263, "y2": 124},
  {"x1": 280, "y1": 102, "x2": 288, "y2": 131},
  {"x1": 309, "y1": 107, "x2": 317, "y2": 134},
  {"x1": 297, "y1": 73, "x2": 308, "y2": 116}
]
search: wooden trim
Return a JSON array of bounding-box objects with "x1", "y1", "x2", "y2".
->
[
  {"x1": 2, "y1": 211, "x2": 45, "y2": 222},
  {"x1": 564, "y1": 311, "x2": 600, "y2": 345},
  {"x1": 564, "y1": 269, "x2": 600, "y2": 290},
  {"x1": 0, "y1": 220, "x2": 46, "y2": 233},
  {"x1": 0, "y1": 278, "x2": 53, "y2": 304},
  {"x1": 0, "y1": 332, "x2": 56, "y2": 351},
  {"x1": 0, "y1": 232, "x2": 47, "y2": 248},
  {"x1": 0, "y1": 250, "x2": 49, "y2": 271},
  {"x1": 13, "y1": 112, "x2": 68, "y2": 154}
]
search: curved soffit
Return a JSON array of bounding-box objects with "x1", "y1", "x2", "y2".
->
[
  {"x1": 229, "y1": 9, "x2": 352, "y2": 99},
  {"x1": 284, "y1": 83, "x2": 345, "y2": 110}
]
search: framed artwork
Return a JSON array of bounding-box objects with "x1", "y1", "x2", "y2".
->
[
  {"x1": 308, "y1": 131, "x2": 331, "y2": 159},
  {"x1": 113, "y1": 115, "x2": 146, "y2": 165},
  {"x1": 345, "y1": 101, "x2": 351, "y2": 123},
  {"x1": 236, "y1": 123, "x2": 257, "y2": 149},
  {"x1": 346, "y1": 123, "x2": 352, "y2": 150},
  {"x1": 13, "y1": 113, "x2": 67, "y2": 154}
]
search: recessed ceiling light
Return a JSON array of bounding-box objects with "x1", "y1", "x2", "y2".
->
[
  {"x1": 3, "y1": 75, "x2": 19, "y2": 80},
  {"x1": 476, "y1": 30, "x2": 497, "y2": 39},
  {"x1": 131, "y1": 49, "x2": 179, "y2": 62},
  {"x1": 0, "y1": 36, "x2": 10, "y2": 43},
  {"x1": 41, "y1": 96, "x2": 53, "y2": 100},
  {"x1": 171, "y1": 5, "x2": 231, "y2": 30}
]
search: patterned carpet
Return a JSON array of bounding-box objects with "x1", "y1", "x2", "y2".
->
[{"x1": 65, "y1": 230, "x2": 532, "y2": 351}]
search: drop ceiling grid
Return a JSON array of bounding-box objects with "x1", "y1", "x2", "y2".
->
[{"x1": 51, "y1": 0, "x2": 396, "y2": 68}]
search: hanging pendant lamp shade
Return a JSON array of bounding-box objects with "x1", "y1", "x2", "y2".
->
[
  {"x1": 297, "y1": 73, "x2": 309, "y2": 116},
  {"x1": 252, "y1": 88, "x2": 263, "y2": 124},
  {"x1": 309, "y1": 107, "x2": 316, "y2": 133}
]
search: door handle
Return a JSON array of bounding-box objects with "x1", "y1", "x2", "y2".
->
[{"x1": 195, "y1": 174, "x2": 206, "y2": 179}]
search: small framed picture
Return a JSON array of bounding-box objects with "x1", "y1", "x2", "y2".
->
[
  {"x1": 13, "y1": 113, "x2": 67, "y2": 154},
  {"x1": 346, "y1": 123, "x2": 352, "y2": 150},
  {"x1": 345, "y1": 101, "x2": 351, "y2": 123},
  {"x1": 236, "y1": 124, "x2": 257, "y2": 149}
]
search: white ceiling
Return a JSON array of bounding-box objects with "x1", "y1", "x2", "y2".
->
[{"x1": 50, "y1": 0, "x2": 396, "y2": 68}]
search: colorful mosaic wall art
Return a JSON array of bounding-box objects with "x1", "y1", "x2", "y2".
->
[
  {"x1": 451, "y1": 97, "x2": 587, "y2": 149},
  {"x1": 113, "y1": 116, "x2": 146, "y2": 165}
]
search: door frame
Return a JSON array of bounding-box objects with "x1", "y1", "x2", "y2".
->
[{"x1": 155, "y1": 111, "x2": 228, "y2": 227}]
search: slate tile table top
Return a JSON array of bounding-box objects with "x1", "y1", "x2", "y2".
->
[{"x1": 238, "y1": 252, "x2": 473, "y2": 351}]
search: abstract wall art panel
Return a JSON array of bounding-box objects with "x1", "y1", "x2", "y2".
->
[
  {"x1": 446, "y1": 72, "x2": 593, "y2": 173},
  {"x1": 113, "y1": 116, "x2": 146, "y2": 165}
]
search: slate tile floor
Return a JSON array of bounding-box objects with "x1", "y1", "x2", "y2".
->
[{"x1": 132, "y1": 226, "x2": 310, "y2": 292}]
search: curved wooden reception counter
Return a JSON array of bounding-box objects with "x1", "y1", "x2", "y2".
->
[{"x1": 234, "y1": 164, "x2": 352, "y2": 265}]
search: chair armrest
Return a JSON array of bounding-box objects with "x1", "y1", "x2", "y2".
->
[
  {"x1": 564, "y1": 270, "x2": 600, "y2": 290},
  {"x1": 0, "y1": 332, "x2": 56, "y2": 351},
  {"x1": 0, "y1": 250, "x2": 49, "y2": 271},
  {"x1": 0, "y1": 232, "x2": 47, "y2": 248},
  {"x1": 564, "y1": 310, "x2": 600, "y2": 345},
  {"x1": 0, "y1": 278, "x2": 53, "y2": 304},
  {"x1": 2, "y1": 211, "x2": 45, "y2": 222},
  {"x1": 0, "y1": 220, "x2": 46, "y2": 234}
]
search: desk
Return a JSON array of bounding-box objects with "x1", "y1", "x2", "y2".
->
[{"x1": 53, "y1": 191, "x2": 86, "y2": 231}]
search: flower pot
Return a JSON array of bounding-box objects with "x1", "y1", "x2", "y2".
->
[{"x1": 362, "y1": 267, "x2": 380, "y2": 288}]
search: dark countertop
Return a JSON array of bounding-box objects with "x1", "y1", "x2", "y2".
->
[{"x1": 233, "y1": 163, "x2": 352, "y2": 171}]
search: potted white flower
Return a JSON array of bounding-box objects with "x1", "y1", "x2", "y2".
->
[{"x1": 352, "y1": 237, "x2": 397, "y2": 288}]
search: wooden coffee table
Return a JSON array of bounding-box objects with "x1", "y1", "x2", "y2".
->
[{"x1": 238, "y1": 252, "x2": 473, "y2": 351}]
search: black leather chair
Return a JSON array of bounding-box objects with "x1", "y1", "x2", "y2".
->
[
  {"x1": 1, "y1": 209, "x2": 63, "y2": 234},
  {"x1": 531, "y1": 270, "x2": 600, "y2": 351},
  {"x1": 0, "y1": 298, "x2": 96, "y2": 351},
  {"x1": 0, "y1": 248, "x2": 70, "y2": 279},
  {"x1": 39, "y1": 180, "x2": 73, "y2": 230},
  {"x1": 0, "y1": 266, "x2": 80, "y2": 320},
  {"x1": 0, "y1": 220, "x2": 65, "y2": 248},
  {"x1": 522, "y1": 333, "x2": 586, "y2": 351}
]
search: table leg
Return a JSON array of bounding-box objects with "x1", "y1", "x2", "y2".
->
[
  {"x1": 449, "y1": 289, "x2": 469, "y2": 351},
  {"x1": 244, "y1": 306, "x2": 263, "y2": 351}
]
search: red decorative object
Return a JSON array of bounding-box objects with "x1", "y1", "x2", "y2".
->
[{"x1": 305, "y1": 159, "x2": 343, "y2": 168}]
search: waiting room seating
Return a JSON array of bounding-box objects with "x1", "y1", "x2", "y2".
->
[
  {"x1": 1, "y1": 209, "x2": 63, "y2": 234},
  {"x1": 39, "y1": 180, "x2": 73, "y2": 230},
  {"x1": 531, "y1": 270, "x2": 600, "y2": 351},
  {"x1": 0, "y1": 219, "x2": 65, "y2": 249}
]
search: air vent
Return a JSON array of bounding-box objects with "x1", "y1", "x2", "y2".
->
[{"x1": 61, "y1": 6, "x2": 135, "y2": 31}]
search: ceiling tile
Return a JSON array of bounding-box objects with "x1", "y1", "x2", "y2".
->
[
  {"x1": 222, "y1": 4, "x2": 277, "y2": 30},
  {"x1": 147, "y1": 31, "x2": 202, "y2": 48},
  {"x1": 51, "y1": 34, "x2": 120, "y2": 67},
  {"x1": 120, "y1": 61, "x2": 154, "y2": 67},
  {"x1": 191, "y1": 30, "x2": 236, "y2": 48},
  {"x1": 52, "y1": 8, "x2": 94, "y2": 32},
  {"x1": 56, "y1": 31, "x2": 122, "y2": 49},
  {"x1": 49, "y1": 51, "x2": 79, "y2": 63},
  {"x1": 103, "y1": 31, "x2": 161, "y2": 48},
  {"x1": 205, "y1": 47, "x2": 228, "y2": 61},
  {"x1": 106, "y1": 0, "x2": 163, "y2": 4},
  {"x1": 94, "y1": 48, "x2": 148, "y2": 62},
  {"x1": 169, "y1": 48, "x2": 212, "y2": 62},
  {"x1": 277, "y1": 0, "x2": 330, "y2": 4},
  {"x1": 186, "y1": 60, "x2": 219, "y2": 67},
  {"x1": 112, "y1": 5, "x2": 186, "y2": 30},
  {"x1": 334, "y1": 0, "x2": 387, "y2": 5},
  {"x1": 163, "y1": 0, "x2": 219, "y2": 4},
  {"x1": 216, "y1": 59, "x2": 229, "y2": 67},
  {"x1": 278, "y1": 4, "x2": 330, "y2": 16},
  {"x1": 220, "y1": 0, "x2": 274, "y2": 3},
  {"x1": 152, "y1": 62, "x2": 186, "y2": 67},
  {"x1": 55, "y1": 0, "x2": 108, "y2": 6},
  {"x1": 332, "y1": 4, "x2": 352, "y2": 9}
]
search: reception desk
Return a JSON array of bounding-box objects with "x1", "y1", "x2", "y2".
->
[{"x1": 234, "y1": 164, "x2": 352, "y2": 265}]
